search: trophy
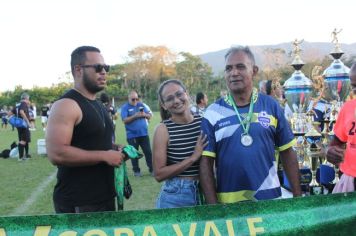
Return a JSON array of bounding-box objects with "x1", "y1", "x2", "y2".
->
[
  {"x1": 283, "y1": 39, "x2": 314, "y2": 193},
  {"x1": 321, "y1": 117, "x2": 330, "y2": 151},
  {"x1": 323, "y1": 29, "x2": 351, "y2": 103},
  {"x1": 305, "y1": 120, "x2": 323, "y2": 195},
  {"x1": 284, "y1": 39, "x2": 313, "y2": 169},
  {"x1": 322, "y1": 29, "x2": 351, "y2": 184},
  {"x1": 284, "y1": 39, "x2": 313, "y2": 135}
]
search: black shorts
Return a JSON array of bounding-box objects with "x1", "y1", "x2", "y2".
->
[
  {"x1": 17, "y1": 127, "x2": 31, "y2": 142},
  {"x1": 54, "y1": 198, "x2": 116, "y2": 214}
]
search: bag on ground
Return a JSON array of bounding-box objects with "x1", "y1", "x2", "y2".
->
[{"x1": 0, "y1": 149, "x2": 10, "y2": 158}]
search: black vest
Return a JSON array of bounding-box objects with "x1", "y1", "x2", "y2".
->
[{"x1": 53, "y1": 89, "x2": 115, "y2": 206}]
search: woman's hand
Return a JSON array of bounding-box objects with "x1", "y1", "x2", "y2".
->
[{"x1": 191, "y1": 133, "x2": 208, "y2": 162}]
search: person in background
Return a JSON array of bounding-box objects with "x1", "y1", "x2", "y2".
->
[
  {"x1": 28, "y1": 103, "x2": 36, "y2": 131},
  {"x1": 266, "y1": 80, "x2": 282, "y2": 100},
  {"x1": 100, "y1": 92, "x2": 117, "y2": 142},
  {"x1": 1, "y1": 107, "x2": 8, "y2": 129},
  {"x1": 41, "y1": 103, "x2": 50, "y2": 131},
  {"x1": 12, "y1": 93, "x2": 32, "y2": 160},
  {"x1": 32, "y1": 103, "x2": 37, "y2": 127},
  {"x1": 259, "y1": 79, "x2": 267, "y2": 94},
  {"x1": 46, "y1": 46, "x2": 124, "y2": 213},
  {"x1": 326, "y1": 62, "x2": 356, "y2": 193},
  {"x1": 153, "y1": 79, "x2": 207, "y2": 208},
  {"x1": 121, "y1": 90, "x2": 153, "y2": 177},
  {"x1": 200, "y1": 46, "x2": 301, "y2": 204},
  {"x1": 190, "y1": 92, "x2": 208, "y2": 116},
  {"x1": 266, "y1": 79, "x2": 293, "y2": 121}
]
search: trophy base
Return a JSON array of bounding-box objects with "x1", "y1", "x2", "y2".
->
[
  {"x1": 293, "y1": 132, "x2": 306, "y2": 137},
  {"x1": 310, "y1": 185, "x2": 323, "y2": 195}
]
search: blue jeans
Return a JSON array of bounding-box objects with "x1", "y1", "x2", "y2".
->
[
  {"x1": 156, "y1": 177, "x2": 200, "y2": 209},
  {"x1": 127, "y1": 136, "x2": 153, "y2": 173}
]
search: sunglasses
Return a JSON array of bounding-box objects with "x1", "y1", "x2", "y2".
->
[
  {"x1": 131, "y1": 98, "x2": 139, "y2": 102},
  {"x1": 80, "y1": 64, "x2": 110, "y2": 73}
]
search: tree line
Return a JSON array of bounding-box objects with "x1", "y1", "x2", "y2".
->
[{"x1": 1, "y1": 46, "x2": 354, "y2": 112}]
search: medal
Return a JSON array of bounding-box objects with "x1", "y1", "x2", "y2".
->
[
  {"x1": 241, "y1": 134, "x2": 253, "y2": 146},
  {"x1": 229, "y1": 89, "x2": 257, "y2": 148}
]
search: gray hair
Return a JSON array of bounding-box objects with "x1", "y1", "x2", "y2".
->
[
  {"x1": 20, "y1": 92, "x2": 30, "y2": 100},
  {"x1": 224, "y1": 46, "x2": 256, "y2": 65}
]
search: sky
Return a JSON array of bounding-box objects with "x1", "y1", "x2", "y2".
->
[{"x1": 0, "y1": 0, "x2": 354, "y2": 92}]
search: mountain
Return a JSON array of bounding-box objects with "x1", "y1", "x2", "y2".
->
[{"x1": 199, "y1": 42, "x2": 356, "y2": 75}]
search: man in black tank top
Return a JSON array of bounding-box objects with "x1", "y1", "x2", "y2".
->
[{"x1": 46, "y1": 46, "x2": 125, "y2": 213}]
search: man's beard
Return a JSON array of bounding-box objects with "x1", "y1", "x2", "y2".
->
[{"x1": 83, "y1": 73, "x2": 104, "y2": 94}]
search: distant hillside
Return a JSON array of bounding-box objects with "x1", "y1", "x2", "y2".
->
[{"x1": 199, "y1": 42, "x2": 356, "y2": 75}]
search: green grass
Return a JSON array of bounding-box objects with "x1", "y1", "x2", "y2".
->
[{"x1": 0, "y1": 113, "x2": 163, "y2": 216}]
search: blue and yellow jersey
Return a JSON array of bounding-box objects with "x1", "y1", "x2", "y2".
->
[{"x1": 201, "y1": 93, "x2": 295, "y2": 203}]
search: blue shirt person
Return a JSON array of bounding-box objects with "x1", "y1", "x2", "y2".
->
[
  {"x1": 199, "y1": 46, "x2": 302, "y2": 204},
  {"x1": 121, "y1": 90, "x2": 153, "y2": 176}
]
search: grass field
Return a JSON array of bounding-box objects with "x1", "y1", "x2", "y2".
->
[{"x1": 0, "y1": 112, "x2": 163, "y2": 216}]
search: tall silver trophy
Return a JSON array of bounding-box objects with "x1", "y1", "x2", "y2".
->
[
  {"x1": 284, "y1": 39, "x2": 313, "y2": 169},
  {"x1": 284, "y1": 39, "x2": 313, "y2": 134},
  {"x1": 323, "y1": 29, "x2": 350, "y2": 104},
  {"x1": 322, "y1": 29, "x2": 351, "y2": 184}
]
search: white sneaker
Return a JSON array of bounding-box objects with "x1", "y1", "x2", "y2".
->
[{"x1": 133, "y1": 172, "x2": 142, "y2": 177}]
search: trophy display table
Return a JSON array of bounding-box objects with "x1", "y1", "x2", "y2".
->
[{"x1": 282, "y1": 164, "x2": 336, "y2": 195}]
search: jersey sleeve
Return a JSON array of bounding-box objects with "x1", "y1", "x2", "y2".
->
[{"x1": 201, "y1": 116, "x2": 217, "y2": 158}]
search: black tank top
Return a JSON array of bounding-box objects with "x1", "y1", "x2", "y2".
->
[
  {"x1": 163, "y1": 115, "x2": 202, "y2": 177},
  {"x1": 53, "y1": 89, "x2": 116, "y2": 206}
]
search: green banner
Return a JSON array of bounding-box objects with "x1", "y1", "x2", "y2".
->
[{"x1": 1, "y1": 192, "x2": 355, "y2": 236}]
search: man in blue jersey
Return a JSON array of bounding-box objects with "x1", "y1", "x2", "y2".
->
[
  {"x1": 200, "y1": 46, "x2": 301, "y2": 204},
  {"x1": 121, "y1": 90, "x2": 153, "y2": 177}
]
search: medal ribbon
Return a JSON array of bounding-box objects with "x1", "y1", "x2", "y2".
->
[{"x1": 228, "y1": 88, "x2": 257, "y2": 135}]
